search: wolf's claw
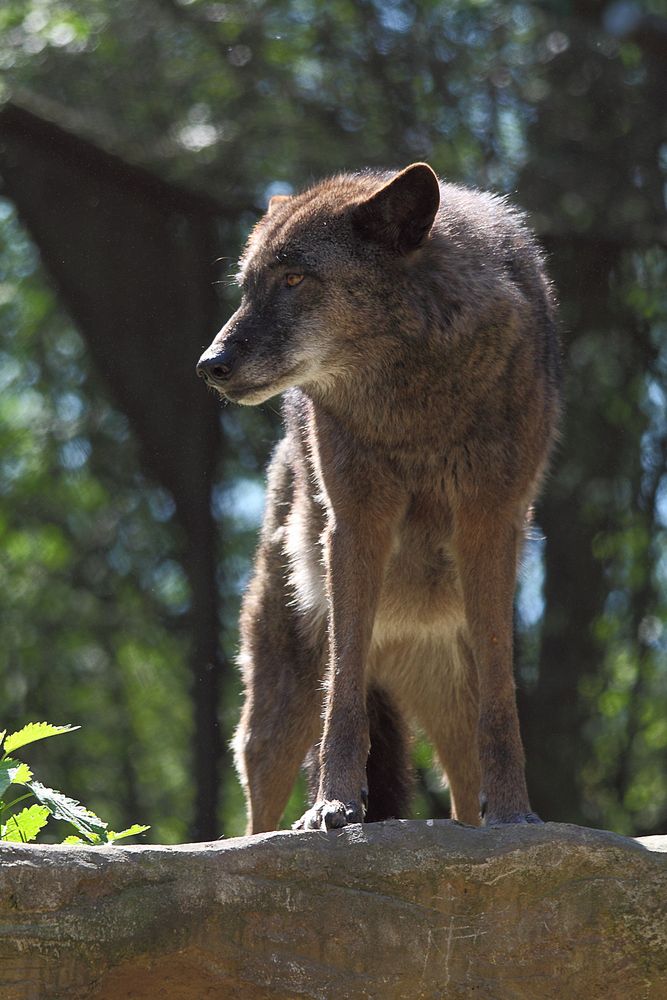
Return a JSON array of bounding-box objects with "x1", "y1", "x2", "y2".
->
[{"x1": 293, "y1": 798, "x2": 365, "y2": 831}]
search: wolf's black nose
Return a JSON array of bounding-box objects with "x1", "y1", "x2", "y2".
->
[{"x1": 196, "y1": 347, "x2": 236, "y2": 384}]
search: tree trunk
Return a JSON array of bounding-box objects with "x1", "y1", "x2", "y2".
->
[{"x1": 0, "y1": 103, "x2": 229, "y2": 839}]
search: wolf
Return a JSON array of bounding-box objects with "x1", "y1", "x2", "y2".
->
[{"x1": 197, "y1": 163, "x2": 561, "y2": 833}]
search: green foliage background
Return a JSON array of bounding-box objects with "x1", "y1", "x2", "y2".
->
[{"x1": 0, "y1": 0, "x2": 666, "y2": 840}]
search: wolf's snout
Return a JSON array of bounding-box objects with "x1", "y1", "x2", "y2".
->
[{"x1": 196, "y1": 346, "x2": 236, "y2": 385}]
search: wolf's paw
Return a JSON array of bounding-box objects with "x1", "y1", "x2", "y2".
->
[
  {"x1": 293, "y1": 797, "x2": 365, "y2": 831},
  {"x1": 484, "y1": 810, "x2": 543, "y2": 827}
]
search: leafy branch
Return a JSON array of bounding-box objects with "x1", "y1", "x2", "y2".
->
[{"x1": 0, "y1": 723, "x2": 149, "y2": 845}]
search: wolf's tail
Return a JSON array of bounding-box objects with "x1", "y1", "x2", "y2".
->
[{"x1": 364, "y1": 684, "x2": 412, "y2": 823}]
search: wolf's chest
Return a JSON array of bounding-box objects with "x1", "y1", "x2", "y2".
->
[
  {"x1": 375, "y1": 491, "x2": 464, "y2": 637},
  {"x1": 284, "y1": 478, "x2": 463, "y2": 638}
]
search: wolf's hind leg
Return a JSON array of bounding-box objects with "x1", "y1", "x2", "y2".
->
[
  {"x1": 431, "y1": 711, "x2": 482, "y2": 826},
  {"x1": 413, "y1": 637, "x2": 482, "y2": 826},
  {"x1": 233, "y1": 653, "x2": 322, "y2": 834},
  {"x1": 233, "y1": 435, "x2": 327, "y2": 835}
]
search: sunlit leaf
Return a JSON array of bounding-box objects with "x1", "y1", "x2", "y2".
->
[
  {"x1": 28, "y1": 781, "x2": 107, "y2": 840},
  {"x1": 3, "y1": 722, "x2": 79, "y2": 755},
  {"x1": 106, "y1": 824, "x2": 150, "y2": 842},
  {"x1": 0, "y1": 759, "x2": 33, "y2": 796},
  {"x1": 1, "y1": 805, "x2": 50, "y2": 843}
]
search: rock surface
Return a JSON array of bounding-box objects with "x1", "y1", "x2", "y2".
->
[{"x1": 0, "y1": 820, "x2": 666, "y2": 999}]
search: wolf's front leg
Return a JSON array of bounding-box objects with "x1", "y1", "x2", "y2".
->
[
  {"x1": 294, "y1": 428, "x2": 403, "y2": 831},
  {"x1": 454, "y1": 506, "x2": 541, "y2": 826},
  {"x1": 294, "y1": 520, "x2": 394, "y2": 830}
]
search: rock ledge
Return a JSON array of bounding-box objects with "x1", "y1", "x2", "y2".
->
[{"x1": 1, "y1": 820, "x2": 666, "y2": 999}]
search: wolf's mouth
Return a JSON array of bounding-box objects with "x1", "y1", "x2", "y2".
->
[
  {"x1": 224, "y1": 380, "x2": 276, "y2": 401},
  {"x1": 222, "y1": 366, "x2": 304, "y2": 402}
]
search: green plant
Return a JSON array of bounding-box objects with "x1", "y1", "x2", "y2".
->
[{"x1": 0, "y1": 722, "x2": 149, "y2": 844}]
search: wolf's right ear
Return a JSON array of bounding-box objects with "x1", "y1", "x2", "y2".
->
[
  {"x1": 268, "y1": 194, "x2": 291, "y2": 215},
  {"x1": 351, "y1": 163, "x2": 440, "y2": 253}
]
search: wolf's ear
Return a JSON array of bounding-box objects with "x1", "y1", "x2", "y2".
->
[
  {"x1": 352, "y1": 163, "x2": 440, "y2": 253},
  {"x1": 268, "y1": 194, "x2": 291, "y2": 215}
]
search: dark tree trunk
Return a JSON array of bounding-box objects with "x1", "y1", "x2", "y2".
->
[{"x1": 0, "y1": 103, "x2": 229, "y2": 840}]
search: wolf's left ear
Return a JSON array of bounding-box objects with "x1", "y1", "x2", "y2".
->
[
  {"x1": 268, "y1": 194, "x2": 292, "y2": 215},
  {"x1": 352, "y1": 163, "x2": 440, "y2": 253}
]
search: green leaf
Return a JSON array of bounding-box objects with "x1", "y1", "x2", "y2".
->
[
  {"x1": 3, "y1": 722, "x2": 79, "y2": 755},
  {"x1": 28, "y1": 781, "x2": 107, "y2": 841},
  {"x1": 107, "y1": 824, "x2": 150, "y2": 842},
  {"x1": 1, "y1": 804, "x2": 50, "y2": 843},
  {"x1": 0, "y1": 759, "x2": 33, "y2": 797},
  {"x1": 61, "y1": 835, "x2": 86, "y2": 845},
  {"x1": 0, "y1": 730, "x2": 5, "y2": 749}
]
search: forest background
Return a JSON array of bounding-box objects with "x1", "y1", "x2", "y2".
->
[{"x1": 0, "y1": 0, "x2": 665, "y2": 843}]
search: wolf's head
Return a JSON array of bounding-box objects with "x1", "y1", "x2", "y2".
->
[{"x1": 196, "y1": 163, "x2": 440, "y2": 405}]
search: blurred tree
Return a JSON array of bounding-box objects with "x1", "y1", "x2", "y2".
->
[
  {"x1": 517, "y1": 2, "x2": 667, "y2": 833},
  {"x1": 0, "y1": 102, "x2": 237, "y2": 841},
  {"x1": 0, "y1": 0, "x2": 665, "y2": 839}
]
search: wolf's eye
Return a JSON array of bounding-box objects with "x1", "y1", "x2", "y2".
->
[{"x1": 284, "y1": 273, "x2": 305, "y2": 288}]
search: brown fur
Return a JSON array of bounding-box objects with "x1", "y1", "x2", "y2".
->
[{"x1": 197, "y1": 163, "x2": 561, "y2": 832}]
